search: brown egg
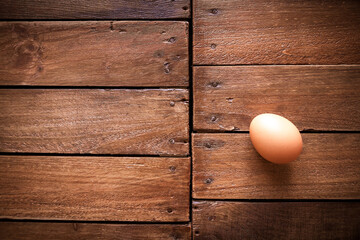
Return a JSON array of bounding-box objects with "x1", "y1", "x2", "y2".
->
[{"x1": 249, "y1": 113, "x2": 303, "y2": 164}]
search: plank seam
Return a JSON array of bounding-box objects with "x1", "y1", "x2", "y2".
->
[
  {"x1": 0, "y1": 219, "x2": 191, "y2": 225},
  {"x1": 192, "y1": 199, "x2": 360, "y2": 202},
  {"x1": 0, "y1": 152, "x2": 190, "y2": 158}
]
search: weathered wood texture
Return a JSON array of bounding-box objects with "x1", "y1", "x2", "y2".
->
[
  {"x1": 0, "y1": 89, "x2": 189, "y2": 155},
  {"x1": 193, "y1": 201, "x2": 360, "y2": 240},
  {"x1": 194, "y1": 66, "x2": 360, "y2": 131},
  {"x1": 0, "y1": 156, "x2": 190, "y2": 221},
  {"x1": 0, "y1": 222, "x2": 191, "y2": 240},
  {"x1": 193, "y1": 133, "x2": 360, "y2": 199},
  {"x1": 0, "y1": 21, "x2": 188, "y2": 86},
  {"x1": 193, "y1": 0, "x2": 360, "y2": 65},
  {"x1": 0, "y1": 0, "x2": 190, "y2": 19}
]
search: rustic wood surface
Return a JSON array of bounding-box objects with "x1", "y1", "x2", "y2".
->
[
  {"x1": 193, "y1": 201, "x2": 360, "y2": 240},
  {"x1": 194, "y1": 66, "x2": 360, "y2": 131},
  {"x1": 0, "y1": 222, "x2": 191, "y2": 240},
  {"x1": 0, "y1": 89, "x2": 189, "y2": 155},
  {"x1": 193, "y1": 133, "x2": 360, "y2": 199},
  {"x1": 0, "y1": 155, "x2": 190, "y2": 221},
  {"x1": 193, "y1": 0, "x2": 360, "y2": 65},
  {"x1": 0, "y1": 21, "x2": 188, "y2": 86},
  {"x1": 0, "y1": 0, "x2": 190, "y2": 19}
]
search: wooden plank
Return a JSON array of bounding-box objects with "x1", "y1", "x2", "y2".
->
[
  {"x1": 193, "y1": 201, "x2": 360, "y2": 240},
  {"x1": 0, "y1": 89, "x2": 189, "y2": 155},
  {"x1": 194, "y1": 66, "x2": 360, "y2": 131},
  {"x1": 193, "y1": 0, "x2": 360, "y2": 65},
  {"x1": 0, "y1": 21, "x2": 188, "y2": 86},
  {"x1": 0, "y1": 0, "x2": 190, "y2": 19},
  {"x1": 0, "y1": 156, "x2": 190, "y2": 221},
  {"x1": 193, "y1": 133, "x2": 360, "y2": 199},
  {"x1": 0, "y1": 222, "x2": 191, "y2": 240}
]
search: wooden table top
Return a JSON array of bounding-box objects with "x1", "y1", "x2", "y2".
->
[{"x1": 0, "y1": 1, "x2": 359, "y2": 239}]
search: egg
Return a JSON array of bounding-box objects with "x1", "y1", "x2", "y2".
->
[{"x1": 249, "y1": 113, "x2": 303, "y2": 164}]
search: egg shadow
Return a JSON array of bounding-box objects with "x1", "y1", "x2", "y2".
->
[{"x1": 252, "y1": 149, "x2": 293, "y2": 195}]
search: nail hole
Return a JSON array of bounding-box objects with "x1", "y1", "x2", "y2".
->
[
  {"x1": 169, "y1": 166, "x2": 176, "y2": 172},
  {"x1": 193, "y1": 206, "x2": 199, "y2": 209},
  {"x1": 170, "y1": 101, "x2": 175, "y2": 106},
  {"x1": 204, "y1": 142, "x2": 212, "y2": 148},
  {"x1": 211, "y1": 116, "x2": 218, "y2": 122},
  {"x1": 169, "y1": 139, "x2": 175, "y2": 144},
  {"x1": 195, "y1": 230, "x2": 200, "y2": 235},
  {"x1": 211, "y1": 43, "x2": 217, "y2": 49},
  {"x1": 167, "y1": 208, "x2": 173, "y2": 213},
  {"x1": 182, "y1": 6, "x2": 188, "y2": 10},
  {"x1": 168, "y1": 37, "x2": 176, "y2": 43},
  {"x1": 208, "y1": 216, "x2": 216, "y2": 221},
  {"x1": 210, "y1": 82, "x2": 220, "y2": 87},
  {"x1": 164, "y1": 62, "x2": 170, "y2": 74},
  {"x1": 205, "y1": 178, "x2": 213, "y2": 184},
  {"x1": 210, "y1": 8, "x2": 218, "y2": 14}
]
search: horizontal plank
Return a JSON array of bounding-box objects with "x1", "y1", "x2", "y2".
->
[
  {"x1": 0, "y1": 21, "x2": 188, "y2": 86},
  {"x1": 194, "y1": 66, "x2": 360, "y2": 131},
  {"x1": 193, "y1": 0, "x2": 360, "y2": 64},
  {"x1": 0, "y1": 0, "x2": 190, "y2": 19},
  {"x1": 193, "y1": 133, "x2": 360, "y2": 199},
  {"x1": 0, "y1": 222, "x2": 191, "y2": 240},
  {"x1": 0, "y1": 156, "x2": 190, "y2": 221},
  {"x1": 0, "y1": 89, "x2": 189, "y2": 155},
  {"x1": 193, "y1": 201, "x2": 360, "y2": 240}
]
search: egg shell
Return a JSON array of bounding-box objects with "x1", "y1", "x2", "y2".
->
[{"x1": 249, "y1": 113, "x2": 303, "y2": 164}]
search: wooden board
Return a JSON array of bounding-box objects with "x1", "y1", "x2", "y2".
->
[
  {"x1": 193, "y1": 133, "x2": 360, "y2": 199},
  {"x1": 193, "y1": 66, "x2": 360, "y2": 131},
  {"x1": 193, "y1": 201, "x2": 360, "y2": 240},
  {"x1": 0, "y1": 89, "x2": 189, "y2": 155},
  {"x1": 0, "y1": 21, "x2": 188, "y2": 87},
  {"x1": 193, "y1": 0, "x2": 360, "y2": 65},
  {"x1": 0, "y1": 222, "x2": 191, "y2": 240},
  {"x1": 0, "y1": 156, "x2": 190, "y2": 221},
  {"x1": 0, "y1": 0, "x2": 190, "y2": 19}
]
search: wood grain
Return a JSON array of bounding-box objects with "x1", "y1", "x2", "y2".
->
[
  {"x1": 0, "y1": 89, "x2": 189, "y2": 155},
  {"x1": 0, "y1": 21, "x2": 188, "y2": 86},
  {"x1": 193, "y1": 133, "x2": 360, "y2": 199},
  {"x1": 193, "y1": 201, "x2": 360, "y2": 240},
  {"x1": 0, "y1": 156, "x2": 190, "y2": 221},
  {"x1": 0, "y1": 222, "x2": 191, "y2": 240},
  {"x1": 193, "y1": 0, "x2": 360, "y2": 65},
  {"x1": 0, "y1": 0, "x2": 190, "y2": 19},
  {"x1": 194, "y1": 66, "x2": 360, "y2": 131}
]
